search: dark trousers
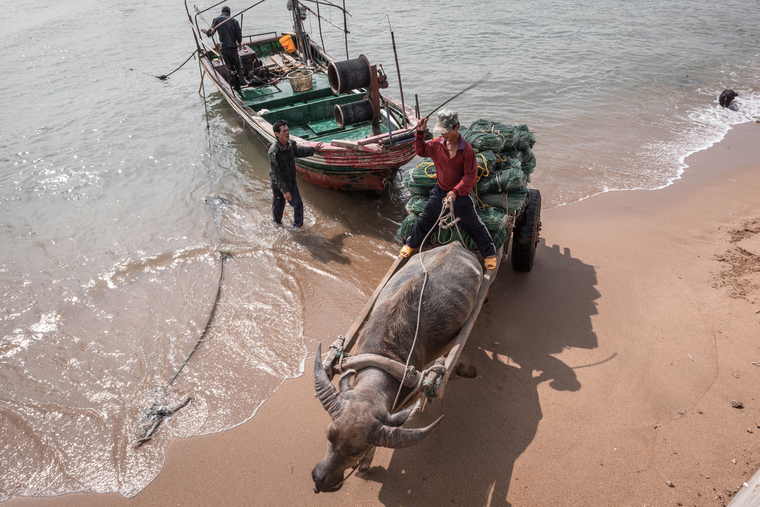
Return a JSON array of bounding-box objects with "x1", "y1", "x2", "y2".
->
[
  {"x1": 272, "y1": 184, "x2": 303, "y2": 227},
  {"x1": 221, "y1": 46, "x2": 247, "y2": 89},
  {"x1": 406, "y1": 185, "x2": 496, "y2": 258}
]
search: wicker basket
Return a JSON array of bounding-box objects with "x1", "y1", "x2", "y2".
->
[{"x1": 287, "y1": 69, "x2": 313, "y2": 92}]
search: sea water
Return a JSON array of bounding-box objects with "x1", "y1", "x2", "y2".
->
[{"x1": 1, "y1": 0, "x2": 759, "y2": 499}]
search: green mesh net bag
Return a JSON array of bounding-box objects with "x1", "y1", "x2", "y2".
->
[
  {"x1": 476, "y1": 167, "x2": 527, "y2": 194},
  {"x1": 397, "y1": 212, "x2": 420, "y2": 240},
  {"x1": 410, "y1": 158, "x2": 437, "y2": 179},
  {"x1": 520, "y1": 148, "x2": 536, "y2": 176},
  {"x1": 405, "y1": 195, "x2": 428, "y2": 215},
  {"x1": 474, "y1": 150, "x2": 498, "y2": 176},
  {"x1": 477, "y1": 190, "x2": 529, "y2": 214},
  {"x1": 463, "y1": 130, "x2": 505, "y2": 152},
  {"x1": 468, "y1": 120, "x2": 520, "y2": 148},
  {"x1": 494, "y1": 156, "x2": 521, "y2": 173},
  {"x1": 514, "y1": 125, "x2": 536, "y2": 150},
  {"x1": 403, "y1": 158, "x2": 438, "y2": 196},
  {"x1": 477, "y1": 207, "x2": 510, "y2": 232}
]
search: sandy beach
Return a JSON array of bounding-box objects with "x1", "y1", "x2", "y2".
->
[{"x1": 7, "y1": 121, "x2": 760, "y2": 506}]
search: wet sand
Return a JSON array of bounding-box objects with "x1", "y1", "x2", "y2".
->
[{"x1": 7, "y1": 122, "x2": 760, "y2": 506}]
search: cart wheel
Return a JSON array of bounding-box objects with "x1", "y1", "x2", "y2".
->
[{"x1": 511, "y1": 189, "x2": 541, "y2": 272}]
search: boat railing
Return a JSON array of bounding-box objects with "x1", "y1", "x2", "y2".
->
[{"x1": 242, "y1": 31, "x2": 280, "y2": 43}]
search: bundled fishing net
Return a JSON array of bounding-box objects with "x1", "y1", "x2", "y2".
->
[
  {"x1": 468, "y1": 120, "x2": 518, "y2": 149},
  {"x1": 397, "y1": 212, "x2": 420, "y2": 240},
  {"x1": 477, "y1": 206, "x2": 510, "y2": 231},
  {"x1": 398, "y1": 119, "x2": 537, "y2": 254},
  {"x1": 497, "y1": 156, "x2": 522, "y2": 173},
  {"x1": 403, "y1": 158, "x2": 437, "y2": 196},
  {"x1": 475, "y1": 150, "x2": 498, "y2": 175},
  {"x1": 466, "y1": 120, "x2": 537, "y2": 180},
  {"x1": 463, "y1": 130, "x2": 505, "y2": 152},
  {"x1": 476, "y1": 167, "x2": 527, "y2": 194},
  {"x1": 521, "y1": 148, "x2": 536, "y2": 176},
  {"x1": 405, "y1": 195, "x2": 428, "y2": 215},
  {"x1": 478, "y1": 189, "x2": 529, "y2": 215},
  {"x1": 515, "y1": 124, "x2": 536, "y2": 146},
  {"x1": 397, "y1": 196, "x2": 514, "y2": 251},
  {"x1": 427, "y1": 210, "x2": 513, "y2": 251}
]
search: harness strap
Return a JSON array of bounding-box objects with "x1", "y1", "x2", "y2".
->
[{"x1": 339, "y1": 354, "x2": 421, "y2": 388}]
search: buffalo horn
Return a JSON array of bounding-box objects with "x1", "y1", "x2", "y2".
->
[
  {"x1": 314, "y1": 344, "x2": 345, "y2": 420},
  {"x1": 367, "y1": 415, "x2": 444, "y2": 449}
]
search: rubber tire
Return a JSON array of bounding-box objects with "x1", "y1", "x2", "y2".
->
[{"x1": 510, "y1": 189, "x2": 541, "y2": 272}]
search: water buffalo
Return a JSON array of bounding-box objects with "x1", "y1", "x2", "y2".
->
[{"x1": 312, "y1": 242, "x2": 484, "y2": 493}]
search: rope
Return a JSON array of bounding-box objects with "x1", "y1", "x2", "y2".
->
[
  {"x1": 332, "y1": 445, "x2": 374, "y2": 490},
  {"x1": 386, "y1": 171, "x2": 402, "y2": 207},
  {"x1": 197, "y1": 60, "x2": 213, "y2": 152},
  {"x1": 167, "y1": 252, "x2": 229, "y2": 386},
  {"x1": 472, "y1": 152, "x2": 490, "y2": 210},
  {"x1": 395, "y1": 361, "x2": 446, "y2": 409},
  {"x1": 134, "y1": 252, "x2": 230, "y2": 446},
  {"x1": 392, "y1": 196, "x2": 463, "y2": 411},
  {"x1": 155, "y1": 51, "x2": 197, "y2": 80},
  {"x1": 421, "y1": 162, "x2": 437, "y2": 179}
]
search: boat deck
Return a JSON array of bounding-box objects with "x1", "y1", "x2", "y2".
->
[{"x1": 236, "y1": 68, "x2": 386, "y2": 142}]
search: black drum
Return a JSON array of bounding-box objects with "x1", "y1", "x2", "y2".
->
[
  {"x1": 334, "y1": 100, "x2": 374, "y2": 127},
  {"x1": 327, "y1": 55, "x2": 372, "y2": 95}
]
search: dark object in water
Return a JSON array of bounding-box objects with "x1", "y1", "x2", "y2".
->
[
  {"x1": 719, "y1": 89, "x2": 738, "y2": 108},
  {"x1": 135, "y1": 396, "x2": 192, "y2": 446},
  {"x1": 204, "y1": 192, "x2": 231, "y2": 209}
]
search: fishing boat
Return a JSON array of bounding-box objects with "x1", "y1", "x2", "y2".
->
[{"x1": 184, "y1": 0, "x2": 419, "y2": 193}]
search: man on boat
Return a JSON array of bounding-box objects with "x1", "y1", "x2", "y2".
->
[
  {"x1": 400, "y1": 110, "x2": 498, "y2": 269},
  {"x1": 202, "y1": 6, "x2": 248, "y2": 90},
  {"x1": 269, "y1": 120, "x2": 324, "y2": 230}
]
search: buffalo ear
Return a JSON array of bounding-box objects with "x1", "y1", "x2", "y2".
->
[
  {"x1": 338, "y1": 370, "x2": 355, "y2": 393},
  {"x1": 384, "y1": 401, "x2": 419, "y2": 427},
  {"x1": 314, "y1": 344, "x2": 345, "y2": 420},
  {"x1": 367, "y1": 415, "x2": 443, "y2": 449}
]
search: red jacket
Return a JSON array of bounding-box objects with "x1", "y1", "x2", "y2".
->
[{"x1": 414, "y1": 130, "x2": 477, "y2": 196}]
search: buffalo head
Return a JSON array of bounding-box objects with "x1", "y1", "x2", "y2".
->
[{"x1": 311, "y1": 344, "x2": 442, "y2": 493}]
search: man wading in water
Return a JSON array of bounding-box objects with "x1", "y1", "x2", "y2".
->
[
  {"x1": 268, "y1": 120, "x2": 323, "y2": 230},
  {"x1": 400, "y1": 109, "x2": 498, "y2": 269}
]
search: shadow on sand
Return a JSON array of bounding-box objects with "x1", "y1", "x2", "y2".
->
[
  {"x1": 361, "y1": 239, "x2": 599, "y2": 506},
  {"x1": 287, "y1": 230, "x2": 352, "y2": 265}
]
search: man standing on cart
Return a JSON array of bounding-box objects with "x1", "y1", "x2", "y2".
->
[{"x1": 400, "y1": 110, "x2": 497, "y2": 269}]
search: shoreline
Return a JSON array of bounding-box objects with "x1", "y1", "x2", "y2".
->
[
  {"x1": 549, "y1": 118, "x2": 759, "y2": 212},
  {"x1": 6, "y1": 121, "x2": 760, "y2": 506}
]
